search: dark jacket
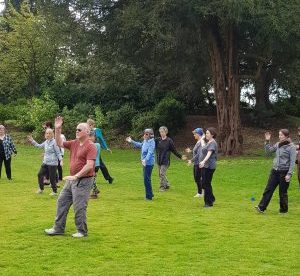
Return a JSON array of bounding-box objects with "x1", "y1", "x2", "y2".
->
[{"x1": 155, "y1": 137, "x2": 181, "y2": 166}]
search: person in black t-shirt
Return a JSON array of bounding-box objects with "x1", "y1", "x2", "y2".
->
[{"x1": 155, "y1": 126, "x2": 186, "y2": 191}]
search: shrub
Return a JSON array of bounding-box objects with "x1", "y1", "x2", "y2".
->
[
  {"x1": 16, "y1": 93, "x2": 59, "y2": 135},
  {"x1": 106, "y1": 104, "x2": 136, "y2": 133},
  {"x1": 153, "y1": 97, "x2": 186, "y2": 135},
  {"x1": 60, "y1": 102, "x2": 95, "y2": 139},
  {"x1": 131, "y1": 112, "x2": 159, "y2": 137}
]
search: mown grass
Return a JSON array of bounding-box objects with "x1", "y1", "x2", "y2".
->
[{"x1": 0, "y1": 145, "x2": 299, "y2": 276}]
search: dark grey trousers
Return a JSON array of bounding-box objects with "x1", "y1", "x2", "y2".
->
[{"x1": 54, "y1": 177, "x2": 93, "y2": 235}]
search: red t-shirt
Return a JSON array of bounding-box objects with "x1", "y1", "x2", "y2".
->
[{"x1": 63, "y1": 139, "x2": 97, "y2": 177}]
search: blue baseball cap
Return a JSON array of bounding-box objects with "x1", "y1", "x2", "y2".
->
[{"x1": 192, "y1": 128, "x2": 203, "y2": 136}]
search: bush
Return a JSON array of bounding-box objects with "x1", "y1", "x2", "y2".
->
[
  {"x1": 16, "y1": 93, "x2": 59, "y2": 135},
  {"x1": 60, "y1": 102, "x2": 95, "y2": 139},
  {"x1": 106, "y1": 104, "x2": 136, "y2": 133},
  {"x1": 0, "y1": 99, "x2": 27, "y2": 123},
  {"x1": 131, "y1": 112, "x2": 159, "y2": 137},
  {"x1": 153, "y1": 97, "x2": 186, "y2": 134},
  {"x1": 131, "y1": 97, "x2": 186, "y2": 137}
]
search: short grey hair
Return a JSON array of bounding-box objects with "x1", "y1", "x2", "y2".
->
[
  {"x1": 144, "y1": 128, "x2": 154, "y2": 138},
  {"x1": 159, "y1": 126, "x2": 168, "y2": 134}
]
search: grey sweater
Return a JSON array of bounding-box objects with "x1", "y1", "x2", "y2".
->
[
  {"x1": 265, "y1": 140, "x2": 296, "y2": 176},
  {"x1": 31, "y1": 138, "x2": 62, "y2": 166},
  {"x1": 191, "y1": 141, "x2": 203, "y2": 165}
]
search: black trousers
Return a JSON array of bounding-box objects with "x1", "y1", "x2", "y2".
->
[
  {"x1": 202, "y1": 168, "x2": 216, "y2": 206},
  {"x1": 57, "y1": 159, "x2": 63, "y2": 181},
  {"x1": 99, "y1": 156, "x2": 112, "y2": 182},
  {"x1": 193, "y1": 165, "x2": 203, "y2": 194},
  {"x1": 0, "y1": 155, "x2": 11, "y2": 179},
  {"x1": 38, "y1": 164, "x2": 57, "y2": 192},
  {"x1": 258, "y1": 169, "x2": 289, "y2": 213}
]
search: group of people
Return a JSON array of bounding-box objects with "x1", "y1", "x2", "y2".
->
[
  {"x1": 0, "y1": 117, "x2": 299, "y2": 238},
  {"x1": 25, "y1": 119, "x2": 113, "y2": 199},
  {"x1": 125, "y1": 126, "x2": 218, "y2": 207}
]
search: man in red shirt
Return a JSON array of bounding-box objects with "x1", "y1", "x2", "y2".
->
[{"x1": 45, "y1": 116, "x2": 97, "y2": 238}]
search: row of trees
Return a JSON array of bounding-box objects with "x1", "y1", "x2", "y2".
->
[{"x1": 0, "y1": 1, "x2": 299, "y2": 154}]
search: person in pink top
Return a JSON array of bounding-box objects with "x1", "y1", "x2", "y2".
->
[{"x1": 44, "y1": 116, "x2": 97, "y2": 238}]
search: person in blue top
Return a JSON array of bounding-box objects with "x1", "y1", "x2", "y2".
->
[
  {"x1": 28, "y1": 128, "x2": 62, "y2": 196},
  {"x1": 89, "y1": 130, "x2": 101, "y2": 199},
  {"x1": 87, "y1": 119, "x2": 114, "y2": 184},
  {"x1": 126, "y1": 128, "x2": 155, "y2": 200}
]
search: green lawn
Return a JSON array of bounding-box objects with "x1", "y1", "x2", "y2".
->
[{"x1": 0, "y1": 145, "x2": 299, "y2": 276}]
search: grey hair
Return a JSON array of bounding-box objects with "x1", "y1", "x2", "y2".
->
[
  {"x1": 159, "y1": 126, "x2": 168, "y2": 134},
  {"x1": 144, "y1": 128, "x2": 154, "y2": 138}
]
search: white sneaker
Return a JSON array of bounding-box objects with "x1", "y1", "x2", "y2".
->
[
  {"x1": 49, "y1": 192, "x2": 58, "y2": 196},
  {"x1": 194, "y1": 193, "x2": 203, "y2": 198},
  {"x1": 44, "y1": 228, "x2": 64, "y2": 235},
  {"x1": 72, "y1": 232, "x2": 86, "y2": 238},
  {"x1": 36, "y1": 189, "x2": 43, "y2": 194}
]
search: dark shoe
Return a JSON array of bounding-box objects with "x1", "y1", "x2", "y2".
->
[
  {"x1": 90, "y1": 194, "x2": 98, "y2": 199},
  {"x1": 165, "y1": 185, "x2": 170, "y2": 189},
  {"x1": 255, "y1": 206, "x2": 264, "y2": 214},
  {"x1": 204, "y1": 204, "x2": 213, "y2": 208},
  {"x1": 108, "y1": 178, "x2": 114, "y2": 184},
  {"x1": 94, "y1": 188, "x2": 100, "y2": 194}
]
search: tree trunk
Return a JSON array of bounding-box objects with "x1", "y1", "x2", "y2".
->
[
  {"x1": 207, "y1": 22, "x2": 243, "y2": 155},
  {"x1": 255, "y1": 64, "x2": 272, "y2": 110}
]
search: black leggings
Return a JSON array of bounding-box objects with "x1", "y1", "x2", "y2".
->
[
  {"x1": 99, "y1": 157, "x2": 112, "y2": 182},
  {"x1": 202, "y1": 168, "x2": 216, "y2": 206},
  {"x1": 0, "y1": 155, "x2": 11, "y2": 179},
  {"x1": 38, "y1": 164, "x2": 57, "y2": 192},
  {"x1": 193, "y1": 165, "x2": 203, "y2": 194}
]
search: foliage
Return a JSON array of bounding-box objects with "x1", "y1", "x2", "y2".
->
[
  {"x1": 131, "y1": 96, "x2": 185, "y2": 136},
  {"x1": 15, "y1": 93, "x2": 59, "y2": 135},
  {"x1": 106, "y1": 104, "x2": 136, "y2": 133},
  {"x1": 0, "y1": 2, "x2": 63, "y2": 101},
  {"x1": 60, "y1": 102, "x2": 95, "y2": 139},
  {"x1": 153, "y1": 96, "x2": 185, "y2": 134}
]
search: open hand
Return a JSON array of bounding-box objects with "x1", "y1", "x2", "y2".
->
[
  {"x1": 126, "y1": 137, "x2": 132, "y2": 143},
  {"x1": 185, "y1": 147, "x2": 191, "y2": 153},
  {"x1": 265, "y1": 131, "x2": 271, "y2": 141},
  {"x1": 27, "y1": 135, "x2": 33, "y2": 143},
  {"x1": 55, "y1": 116, "x2": 63, "y2": 129}
]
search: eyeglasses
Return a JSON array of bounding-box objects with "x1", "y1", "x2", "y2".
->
[{"x1": 76, "y1": 129, "x2": 82, "y2": 132}]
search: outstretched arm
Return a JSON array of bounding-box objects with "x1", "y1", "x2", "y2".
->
[
  {"x1": 169, "y1": 139, "x2": 182, "y2": 159},
  {"x1": 55, "y1": 117, "x2": 64, "y2": 148}
]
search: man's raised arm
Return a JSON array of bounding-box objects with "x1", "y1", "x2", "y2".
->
[{"x1": 55, "y1": 116, "x2": 64, "y2": 148}]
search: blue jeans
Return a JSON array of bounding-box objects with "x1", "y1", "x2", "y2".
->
[{"x1": 143, "y1": 165, "x2": 154, "y2": 200}]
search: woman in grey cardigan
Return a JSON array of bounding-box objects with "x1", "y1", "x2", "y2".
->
[
  {"x1": 186, "y1": 128, "x2": 204, "y2": 197},
  {"x1": 28, "y1": 128, "x2": 62, "y2": 196},
  {"x1": 255, "y1": 129, "x2": 296, "y2": 214}
]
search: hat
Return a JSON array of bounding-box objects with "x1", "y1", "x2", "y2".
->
[{"x1": 192, "y1": 128, "x2": 203, "y2": 136}]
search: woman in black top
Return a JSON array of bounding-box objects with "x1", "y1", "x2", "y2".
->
[
  {"x1": 0, "y1": 125, "x2": 17, "y2": 180},
  {"x1": 155, "y1": 126, "x2": 186, "y2": 191}
]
